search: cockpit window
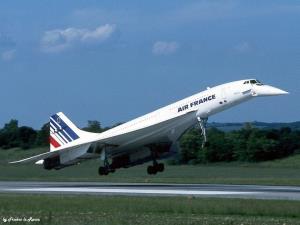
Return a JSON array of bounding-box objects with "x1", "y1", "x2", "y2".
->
[
  {"x1": 244, "y1": 79, "x2": 263, "y2": 85},
  {"x1": 255, "y1": 80, "x2": 263, "y2": 85}
]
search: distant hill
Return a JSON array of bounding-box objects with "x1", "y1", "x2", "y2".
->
[{"x1": 208, "y1": 121, "x2": 300, "y2": 132}]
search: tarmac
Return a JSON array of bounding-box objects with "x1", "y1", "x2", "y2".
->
[{"x1": 1, "y1": 181, "x2": 300, "y2": 200}]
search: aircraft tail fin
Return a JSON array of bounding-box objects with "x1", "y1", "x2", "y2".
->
[{"x1": 49, "y1": 112, "x2": 94, "y2": 151}]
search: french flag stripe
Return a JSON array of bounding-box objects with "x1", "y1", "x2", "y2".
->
[
  {"x1": 56, "y1": 131, "x2": 68, "y2": 144},
  {"x1": 53, "y1": 132, "x2": 64, "y2": 145},
  {"x1": 63, "y1": 126, "x2": 79, "y2": 140},
  {"x1": 50, "y1": 126, "x2": 55, "y2": 133},
  {"x1": 50, "y1": 128, "x2": 65, "y2": 145},
  {"x1": 50, "y1": 123, "x2": 57, "y2": 132},
  {"x1": 50, "y1": 135, "x2": 61, "y2": 148},
  {"x1": 60, "y1": 130, "x2": 73, "y2": 142},
  {"x1": 50, "y1": 117, "x2": 61, "y2": 130},
  {"x1": 50, "y1": 120, "x2": 72, "y2": 142},
  {"x1": 51, "y1": 114, "x2": 79, "y2": 140},
  {"x1": 50, "y1": 116, "x2": 76, "y2": 141}
]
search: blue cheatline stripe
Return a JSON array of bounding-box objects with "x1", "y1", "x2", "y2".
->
[
  {"x1": 51, "y1": 127, "x2": 67, "y2": 144},
  {"x1": 53, "y1": 132, "x2": 66, "y2": 144},
  {"x1": 50, "y1": 120, "x2": 72, "y2": 142},
  {"x1": 51, "y1": 114, "x2": 80, "y2": 140},
  {"x1": 50, "y1": 123, "x2": 58, "y2": 133},
  {"x1": 56, "y1": 131, "x2": 68, "y2": 144},
  {"x1": 50, "y1": 118, "x2": 60, "y2": 130},
  {"x1": 60, "y1": 130, "x2": 73, "y2": 142}
]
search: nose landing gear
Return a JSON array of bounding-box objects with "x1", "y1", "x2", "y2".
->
[{"x1": 197, "y1": 116, "x2": 209, "y2": 148}]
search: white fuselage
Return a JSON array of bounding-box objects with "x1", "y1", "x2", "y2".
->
[
  {"x1": 88, "y1": 80, "x2": 254, "y2": 156},
  {"x1": 11, "y1": 79, "x2": 288, "y2": 170},
  {"x1": 107, "y1": 82, "x2": 246, "y2": 132},
  {"x1": 58, "y1": 79, "x2": 288, "y2": 167}
]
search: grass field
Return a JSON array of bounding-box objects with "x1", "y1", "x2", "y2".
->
[
  {"x1": 1, "y1": 148, "x2": 300, "y2": 185},
  {"x1": 1, "y1": 148, "x2": 300, "y2": 225},
  {"x1": 0, "y1": 194, "x2": 300, "y2": 225}
]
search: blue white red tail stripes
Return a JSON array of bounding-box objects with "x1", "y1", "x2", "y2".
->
[{"x1": 49, "y1": 112, "x2": 80, "y2": 151}]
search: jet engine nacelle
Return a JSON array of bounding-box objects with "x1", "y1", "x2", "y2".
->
[
  {"x1": 43, "y1": 156, "x2": 61, "y2": 170},
  {"x1": 111, "y1": 142, "x2": 172, "y2": 169},
  {"x1": 111, "y1": 148, "x2": 151, "y2": 169}
]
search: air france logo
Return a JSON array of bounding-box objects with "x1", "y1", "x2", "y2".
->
[{"x1": 178, "y1": 94, "x2": 216, "y2": 113}]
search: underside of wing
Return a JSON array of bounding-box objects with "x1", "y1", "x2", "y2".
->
[
  {"x1": 9, "y1": 151, "x2": 59, "y2": 164},
  {"x1": 10, "y1": 111, "x2": 196, "y2": 174},
  {"x1": 99, "y1": 111, "x2": 196, "y2": 149}
]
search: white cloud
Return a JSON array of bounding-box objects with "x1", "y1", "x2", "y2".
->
[
  {"x1": 152, "y1": 41, "x2": 179, "y2": 55},
  {"x1": 234, "y1": 41, "x2": 251, "y2": 53},
  {"x1": 41, "y1": 24, "x2": 116, "y2": 53},
  {"x1": 1, "y1": 49, "x2": 16, "y2": 61}
]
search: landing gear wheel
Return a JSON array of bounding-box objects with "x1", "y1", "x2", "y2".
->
[
  {"x1": 147, "y1": 165, "x2": 157, "y2": 175},
  {"x1": 104, "y1": 169, "x2": 109, "y2": 176},
  {"x1": 147, "y1": 166, "x2": 151, "y2": 175},
  {"x1": 98, "y1": 166, "x2": 109, "y2": 176},
  {"x1": 157, "y1": 163, "x2": 165, "y2": 172}
]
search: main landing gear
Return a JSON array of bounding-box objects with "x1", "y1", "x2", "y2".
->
[
  {"x1": 98, "y1": 165, "x2": 115, "y2": 176},
  {"x1": 197, "y1": 116, "x2": 209, "y2": 148},
  {"x1": 98, "y1": 152, "x2": 115, "y2": 176},
  {"x1": 147, "y1": 163, "x2": 164, "y2": 175},
  {"x1": 147, "y1": 149, "x2": 165, "y2": 175}
]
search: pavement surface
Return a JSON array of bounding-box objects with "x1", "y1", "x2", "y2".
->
[{"x1": 1, "y1": 181, "x2": 300, "y2": 200}]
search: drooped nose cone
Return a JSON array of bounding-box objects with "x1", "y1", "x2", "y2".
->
[{"x1": 253, "y1": 85, "x2": 289, "y2": 96}]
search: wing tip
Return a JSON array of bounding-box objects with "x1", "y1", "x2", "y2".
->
[{"x1": 9, "y1": 159, "x2": 31, "y2": 164}]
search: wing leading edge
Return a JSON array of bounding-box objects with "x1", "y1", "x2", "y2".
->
[{"x1": 9, "y1": 151, "x2": 59, "y2": 164}]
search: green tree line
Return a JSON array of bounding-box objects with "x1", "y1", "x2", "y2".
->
[
  {"x1": 177, "y1": 124, "x2": 300, "y2": 164},
  {"x1": 0, "y1": 119, "x2": 299, "y2": 163},
  {"x1": 0, "y1": 120, "x2": 104, "y2": 150}
]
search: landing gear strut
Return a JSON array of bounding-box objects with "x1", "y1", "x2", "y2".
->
[
  {"x1": 98, "y1": 149, "x2": 115, "y2": 176},
  {"x1": 98, "y1": 161, "x2": 115, "y2": 176},
  {"x1": 197, "y1": 116, "x2": 208, "y2": 148}
]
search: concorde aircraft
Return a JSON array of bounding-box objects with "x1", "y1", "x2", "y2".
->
[{"x1": 11, "y1": 79, "x2": 288, "y2": 175}]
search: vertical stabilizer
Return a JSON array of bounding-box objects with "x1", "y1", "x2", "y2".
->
[{"x1": 49, "y1": 112, "x2": 90, "y2": 151}]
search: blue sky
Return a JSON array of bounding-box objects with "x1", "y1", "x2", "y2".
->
[{"x1": 0, "y1": 0, "x2": 299, "y2": 129}]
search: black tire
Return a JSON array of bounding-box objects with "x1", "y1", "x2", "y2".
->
[
  {"x1": 98, "y1": 166, "x2": 104, "y2": 176},
  {"x1": 147, "y1": 165, "x2": 153, "y2": 175},
  {"x1": 152, "y1": 165, "x2": 157, "y2": 175},
  {"x1": 157, "y1": 163, "x2": 165, "y2": 172},
  {"x1": 147, "y1": 165, "x2": 157, "y2": 175}
]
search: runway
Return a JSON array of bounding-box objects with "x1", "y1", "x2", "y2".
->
[{"x1": 1, "y1": 181, "x2": 300, "y2": 200}]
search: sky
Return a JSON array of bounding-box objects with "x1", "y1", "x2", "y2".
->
[{"x1": 0, "y1": 0, "x2": 299, "y2": 129}]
